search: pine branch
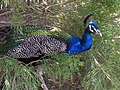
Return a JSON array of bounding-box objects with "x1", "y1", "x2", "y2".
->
[
  {"x1": 37, "y1": 68, "x2": 48, "y2": 90},
  {"x1": 90, "y1": 52, "x2": 119, "y2": 90}
]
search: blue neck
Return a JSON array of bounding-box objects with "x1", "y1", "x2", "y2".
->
[
  {"x1": 66, "y1": 28, "x2": 93, "y2": 55},
  {"x1": 81, "y1": 32, "x2": 92, "y2": 51}
]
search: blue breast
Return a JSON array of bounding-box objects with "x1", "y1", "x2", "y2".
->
[
  {"x1": 66, "y1": 33, "x2": 93, "y2": 55},
  {"x1": 81, "y1": 33, "x2": 93, "y2": 51}
]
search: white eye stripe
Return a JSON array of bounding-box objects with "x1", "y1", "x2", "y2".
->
[
  {"x1": 91, "y1": 26, "x2": 97, "y2": 32},
  {"x1": 89, "y1": 25, "x2": 94, "y2": 32}
]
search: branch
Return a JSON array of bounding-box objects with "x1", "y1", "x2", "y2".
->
[
  {"x1": 0, "y1": 21, "x2": 11, "y2": 24},
  {"x1": 47, "y1": 0, "x2": 75, "y2": 8},
  {"x1": 90, "y1": 52, "x2": 118, "y2": 88},
  {"x1": 37, "y1": 68, "x2": 48, "y2": 90},
  {"x1": 0, "y1": 10, "x2": 11, "y2": 16}
]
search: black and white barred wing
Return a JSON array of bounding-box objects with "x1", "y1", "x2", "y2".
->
[{"x1": 6, "y1": 35, "x2": 66, "y2": 58}]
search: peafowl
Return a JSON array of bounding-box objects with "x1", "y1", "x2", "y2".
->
[
  {"x1": 2, "y1": 14, "x2": 101, "y2": 63},
  {"x1": 0, "y1": 25, "x2": 70, "y2": 54}
]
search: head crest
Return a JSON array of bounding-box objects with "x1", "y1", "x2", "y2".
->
[{"x1": 83, "y1": 14, "x2": 93, "y2": 26}]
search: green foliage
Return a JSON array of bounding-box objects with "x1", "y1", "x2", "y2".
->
[
  {"x1": 23, "y1": 27, "x2": 71, "y2": 41},
  {"x1": 22, "y1": 27, "x2": 51, "y2": 37},
  {"x1": 0, "y1": 57, "x2": 39, "y2": 90},
  {"x1": 41, "y1": 53, "x2": 84, "y2": 80},
  {"x1": 0, "y1": 0, "x2": 120, "y2": 90},
  {"x1": 0, "y1": 40, "x2": 22, "y2": 53}
]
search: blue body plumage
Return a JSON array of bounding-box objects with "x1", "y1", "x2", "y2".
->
[
  {"x1": 66, "y1": 36, "x2": 82, "y2": 55},
  {"x1": 66, "y1": 14, "x2": 101, "y2": 55},
  {"x1": 66, "y1": 30, "x2": 93, "y2": 55}
]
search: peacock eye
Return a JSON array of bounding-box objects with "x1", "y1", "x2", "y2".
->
[
  {"x1": 91, "y1": 26, "x2": 97, "y2": 33},
  {"x1": 91, "y1": 26, "x2": 94, "y2": 31}
]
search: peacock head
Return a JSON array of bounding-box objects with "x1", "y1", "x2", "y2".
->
[{"x1": 84, "y1": 14, "x2": 102, "y2": 36}]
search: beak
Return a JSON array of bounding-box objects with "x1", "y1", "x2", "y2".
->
[{"x1": 96, "y1": 29, "x2": 102, "y2": 37}]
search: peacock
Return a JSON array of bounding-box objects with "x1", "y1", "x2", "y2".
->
[
  {"x1": 1, "y1": 14, "x2": 101, "y2": 63},
  {"x1": 0, "y1": 25, "x2": 70, "y2": 54}
]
